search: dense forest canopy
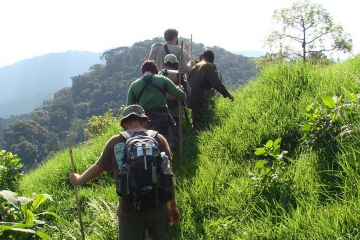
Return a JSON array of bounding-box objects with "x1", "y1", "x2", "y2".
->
[{"x1": 1, "y1": 38, "x2": 258, "y2": 168}]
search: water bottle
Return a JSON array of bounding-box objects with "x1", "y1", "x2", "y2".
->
[
  {"x1": 160, "y1": 152, "x2": 171, "y2": 175},
  {"x1": 159, "y1": 152, "x2": 173, "y2": 201}
]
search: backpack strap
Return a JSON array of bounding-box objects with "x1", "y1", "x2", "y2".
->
[
  {"x1": 142, "y1": 76, "x2": 166, "y2": 97},
  {"x1": 119, "y1": 130, "x2": 133, "y2": 139},
  {"x1": 146, "y1": 130, "x2": 158, "y2": 138},
  {"x1": 134, "y1": 75, "x2": 152, "y2": 104},
  {"x1": 164, "y1": 44, "x2": 170, "y2": 55}
]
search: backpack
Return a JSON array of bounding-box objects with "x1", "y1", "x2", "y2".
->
[
  {"x1": 114, "y1": 130, "x2": 173, "y2": 210},
  {"x1": 159, "y1": 69, "x2": 192, "y2": 107}
]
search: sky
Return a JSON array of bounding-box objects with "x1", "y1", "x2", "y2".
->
[{"x1": 0, "y1": 0, "x2": 358, "y2": 67}]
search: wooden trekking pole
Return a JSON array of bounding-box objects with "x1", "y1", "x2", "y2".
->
[
  {"x1": 190, "y1": 34, "x2": 193, "y2": 60},
  {"x1": 178, "y1": 41, "x2": 184, "y2": 162},
  {"x1": 67, "y1": 135, "x2": 86, "y2": 240}
]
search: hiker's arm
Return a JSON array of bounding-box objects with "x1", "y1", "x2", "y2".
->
[
  {"x1": 126, "y1": 84, "x2": 135, "y2": 105},
  {"x1": 159, "y1": 134, "x2": 180, "y2": 225},
  {"x1": 205, "y1": 64, "x2": 233, "y2": 99},
  {"x1": 69, "y1": 163, "x2": 103, "y2": 186},
  {"x1": 165, "y1": 77, "x2": 187, "y2": 102},
  {"x1": 168, "y1": 176, "x2": 180, "y2": 225}
]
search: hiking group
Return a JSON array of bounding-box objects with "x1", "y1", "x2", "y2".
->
[{"x1": 69, "y1": 28, "x2": 234, "y2": 239}]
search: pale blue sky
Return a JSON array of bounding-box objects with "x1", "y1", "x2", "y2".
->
[{"x1": 0, "y1": 0, "x2": 358, "y2": 67}]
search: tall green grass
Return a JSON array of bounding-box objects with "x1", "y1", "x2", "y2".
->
[{"x1": 19, "y1": 57, "x2": 360, "y2": 239}]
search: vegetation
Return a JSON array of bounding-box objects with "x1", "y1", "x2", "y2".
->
[
  {"x1": 0, "y1": 150, "x2": 23, "y2": 192},
  {"x1": 0, "y1": 190, "x2": 74, "y2": 239},
  {"x1": 15, "y1": 55, "x2": 360, "y2": 239},
  {"x1": 1, "y1": 39, "x2": 257, "y2": 169},
  {"x1": 265, "y1": 0, "x2": 352, "y2": 62}
]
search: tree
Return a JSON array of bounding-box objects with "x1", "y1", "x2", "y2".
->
[
  {"x1": 266, "y1": 0, "x2": 352, "y2": 62},
  {"x1": 3, "y1": 120, "x2": 49, "y2": 167}
]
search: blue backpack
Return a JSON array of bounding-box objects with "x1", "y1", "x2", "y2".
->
[{"x1": 114, "y1": 130, "x2": 173, "y2": 210}]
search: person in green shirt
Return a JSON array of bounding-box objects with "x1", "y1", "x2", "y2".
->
[{"x1": 127, "y1": 59, "x2": 186, "y2": 142}]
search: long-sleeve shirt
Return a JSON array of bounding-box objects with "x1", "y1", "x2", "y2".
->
[
  {"x1": 127, "y1": 74, "x2": 186, "y2": 110},
  {"x1": 187, "y1": 60, "x2": 232, "y2": 109}
]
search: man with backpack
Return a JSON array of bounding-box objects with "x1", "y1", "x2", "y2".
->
[
  {"x1": 127, "y1": 59, "x2": 187, "y2": 143},
  {"x1": 159, "y1": 53, "x2": 191, "y2": 151},
  {"x1": 148, "y1": 28, "x2": 194, "y2": 73},
  {"x1": 69, "y1": 104, "x2": 180, "y2": 240},
  {"x1": 187, "y1": 50, "x2": 235, "y2": 131}
]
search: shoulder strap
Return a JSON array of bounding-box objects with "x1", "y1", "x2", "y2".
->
[
  {"x1": 143, "y1": 76, "x2": 166, "y2": 97},
  {"x1": 164, "y1": 44, "x2": 170, "y2": 55},
  {"x1": 119, "y1": 130, "x2": 133, "y2": 139},
  {"x1": 146, "y1": 130, "x2": 158, "y2": 138},
  {"x1": 135, "y1": 75, "x2": 153, "y2": 103}
]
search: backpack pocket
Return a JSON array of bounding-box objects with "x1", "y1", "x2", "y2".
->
[
  {"x1": 116, "y1": 172, "x2": 128, "y2": 197},
  {"x1": 159, "y1": 173, "x2": 173, "y2": 201}
]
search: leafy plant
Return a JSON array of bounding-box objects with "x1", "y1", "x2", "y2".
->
[
  {"x1": 0, "y1": 190, "x2": 74, "y2": 239},
  {"x1": 300, "y1": 92, "x2": 360, "y2": 154},
  {"x1": 208, "y1": 216, "x2": 241, "y2": 240},
  {"x1": 0, "y1": 150, "x2": 23, "y2": 191},
  {"x1": 250, "y1": 138, "x2": 295, "y2": 209},
  {"x1": 87, "y1": 109, "x2": 118, "y2": 137}
]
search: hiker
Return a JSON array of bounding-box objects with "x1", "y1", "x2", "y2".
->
[
  {"x1": 69, "y1": 104, "x2": 180, "y2": 239},
  {"x1": 159, "y1": 54, "x2": 191, "y2": 151},
  {"x1": 126, "y1": 59, "x2": 187, "y2": 142},
  {"x1": 148, "y1": 28, "x2": 194, "y2": 73},
  {"x1": 187, "y1": 50, "x2": 234, "y2": 131}
]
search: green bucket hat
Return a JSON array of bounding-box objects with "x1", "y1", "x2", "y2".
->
[{"x1": 120, "y1": 105, "x2": 149, "y2": 128}]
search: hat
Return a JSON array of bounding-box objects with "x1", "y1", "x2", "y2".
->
[
  {"x1": 164, "y1": 54, "x2": 178, "y2": 64},
  {"x1": 120, "y1": 105, "x2": 149, "y2": 128}
]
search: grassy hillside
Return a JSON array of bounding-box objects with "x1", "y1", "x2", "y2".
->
[{"x1": 19, "y1": 57, "x2": 360, "y2": 239}]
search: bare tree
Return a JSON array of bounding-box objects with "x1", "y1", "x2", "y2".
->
[{"x1": 266, "y1": 0, "x2": 352, "y2": 62}]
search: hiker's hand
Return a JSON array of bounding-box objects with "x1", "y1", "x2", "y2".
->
[
  {"x1": 69, "y1": 173, "x2": 80, "y2": 186},
  {"x1": 168, "y1": 207, "x2": 180, "y2": 226},
  {"x1": 228, "y1": 94, "x2": 235, "y2": 101},
  {"x1": 185, "y1": 42, "x2": 191, "y2": 53},
  {"x1": 188, "y1": 60, "x2": 195, "y2": 68}
]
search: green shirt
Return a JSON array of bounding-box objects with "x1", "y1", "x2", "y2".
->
[{"x1": 127, "y1": 74, "x2": 186, "y2": 110}]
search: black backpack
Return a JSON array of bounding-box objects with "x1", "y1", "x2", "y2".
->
[{"x1": 114, "y1": 130, "x2": 173, "y2": 210}]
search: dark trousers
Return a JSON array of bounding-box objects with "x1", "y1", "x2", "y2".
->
[
  {"x1": 118, "y1": 206, "x2": 169, "y2": 240},
  {"x1": 145, "y1": 111, "x2": 169, "y2": 140},
  {"x1": 190, "y1": 95, "x2": 215, "y2": 131}
]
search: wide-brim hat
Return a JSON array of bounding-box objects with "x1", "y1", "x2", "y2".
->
[{"x1": 120, "y1": 105, "x2": 149, "y2": 128}]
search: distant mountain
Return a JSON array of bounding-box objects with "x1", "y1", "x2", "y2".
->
[
  {"x1": 234, "y1": 50, "x2": 265, "y2": 58},
  {"x1": 0, "y1": 51, "x2": 103, "y2": 118}
]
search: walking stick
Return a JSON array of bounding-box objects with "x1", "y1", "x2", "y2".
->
[
  {"x1": 67, "y1": 135, "x2": 86, "y2": 240},
  {"x1": 190, "y1": 34, "x2": 193, "y2": 60},
  {"x1": 178, "y1": 41, "x2": 184, "y2": 162}
]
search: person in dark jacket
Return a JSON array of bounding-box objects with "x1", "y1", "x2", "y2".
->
[{"x1": 187, "y1": 50, "x2": 234, "y2": 131}]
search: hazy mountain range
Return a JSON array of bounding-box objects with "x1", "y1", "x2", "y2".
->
[
  {"x1": 0, "y1": 51, "x2": 103, "y2": 118},
  {"x1": 0, "y1": 49, "x2": 261, "y2": 118}
]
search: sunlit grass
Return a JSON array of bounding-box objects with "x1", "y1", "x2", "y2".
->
[{"x1": 19, "y1": 56, "x2": 360, "y2": 239}]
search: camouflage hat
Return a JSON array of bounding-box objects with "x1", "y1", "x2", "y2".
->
[{"x1": 120, "y1": 105, "x2": 149, "y2": 128}]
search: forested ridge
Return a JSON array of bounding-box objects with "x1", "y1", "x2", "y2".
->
[
  {"x1": 0, "y1": 37, "x2": 258, "y2": 168},
  {"x1": 0, "y1": 51, "x2": 103, "y2": 118}
]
